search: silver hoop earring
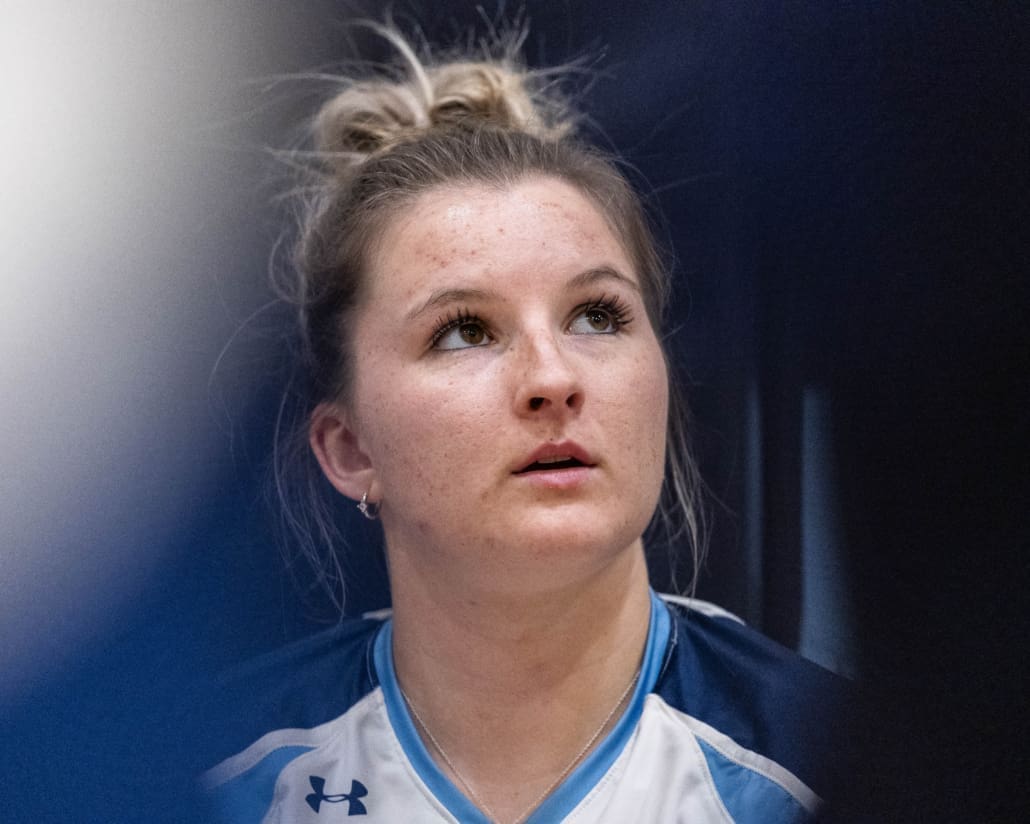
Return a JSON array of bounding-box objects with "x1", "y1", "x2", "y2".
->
[{"x1": 357, "y1": 491, "x2": 379, "y2": 520}]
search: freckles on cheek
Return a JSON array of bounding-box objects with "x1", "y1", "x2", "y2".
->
[{"x1": 621, "y1": 352, "x2": 669, "y2": 461}]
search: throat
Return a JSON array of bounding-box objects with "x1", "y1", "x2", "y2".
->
[{"x1": 387, "y1": 548, "x2": 653, "y2": 819}]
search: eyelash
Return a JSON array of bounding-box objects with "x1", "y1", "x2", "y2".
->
[
  {"x1": 578, "y1": 294, "x2": 634, "y2": 331},
  {"x1": 429, "y1": 308, "x2": 483, "y2": 349},
  {"x1": 429, "y1": 294, "x2": 634, "y2": 350}
]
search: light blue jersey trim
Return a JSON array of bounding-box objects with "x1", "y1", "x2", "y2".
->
[
  {"x1": 524, "y1": 591, "x2": 669, "y2": 823},
  {"x1": 696, "y1": 739, "x2": 810, "y2": 824},
  {"x1": 374, "y1": 623, "x2": 491, "y2": 824},
  {"x1": 374, "y1": 590, "x2": 671, "y2": 823},
  {"x1": 211, "y1": 746, "x2": 314, "y2": 823}
]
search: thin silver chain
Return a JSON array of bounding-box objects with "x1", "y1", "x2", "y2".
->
[{"x1": 399, "y1": 667, "x2": 640, "y2": 824}]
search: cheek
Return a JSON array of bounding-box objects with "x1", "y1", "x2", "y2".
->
[
  {"x1": 618, "y1": 345, "x2": 669, "y2": 451},
  {"x1": 629, "y1": 351, "x2": 670, "y2": 511},
  {"x1": 357, "y1": 366, "x2": 498, "y2": 497}
]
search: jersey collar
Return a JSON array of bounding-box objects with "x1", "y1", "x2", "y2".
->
[{"x1": 373, "y1": 589, "x2": 672, "y2": 823}]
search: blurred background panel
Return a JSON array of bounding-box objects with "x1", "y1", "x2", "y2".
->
[
  {"x1": 0, "y1": 2, "x2": 376, "y2": 820},
  {"x1": 1, "y1": 2, "x2": 1026, "y2": 822}
]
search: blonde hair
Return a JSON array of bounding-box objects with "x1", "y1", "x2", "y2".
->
[{"x1": 273, "y1": 25, "x2": 705, "y2": 613}]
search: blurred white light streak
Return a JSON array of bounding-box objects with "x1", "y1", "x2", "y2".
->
[{"x1": 0, "y1": 1, "x2": 269, "y2": 701}]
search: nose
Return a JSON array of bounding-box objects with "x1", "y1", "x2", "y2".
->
[{"x1": 512, "y1": 330, "x2": 584, "y2": 418}]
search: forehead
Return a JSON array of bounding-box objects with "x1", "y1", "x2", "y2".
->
[{"x1": 367, "y1": 176, "x2": 636, "y2": 301}]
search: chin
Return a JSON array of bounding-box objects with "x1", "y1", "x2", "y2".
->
[{"x1": 503, "y1": 515, "x2": 646, "y2": 565}]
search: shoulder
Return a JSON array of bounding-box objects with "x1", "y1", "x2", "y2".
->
[
  {"x1": 202, "y1": 617, "x2": 384, "y2": 770},
  {"x1": 653, "y1": 594, "x2": 851, "y2": 807},
  {"x1": 656, "y1": 593, "x2": 845, "y2": 707}
]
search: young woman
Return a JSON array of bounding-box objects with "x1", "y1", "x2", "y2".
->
[{"x1": 203, "y1": 29, "x2": 846, "y2": 824}]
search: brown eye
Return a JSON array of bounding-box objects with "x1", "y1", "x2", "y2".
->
[
  {"x1": 434, "y1": 317, "x2": 493, "y2": 350},
  {"x1": 570, "y1": 305, "x2": 618, "y2": 335},
  {"x1": 586, "y1": 309, "x2": 612, "y2": 331},
  {"x1": 460, "y1": 323, "x2": 486, "y2": 344}
]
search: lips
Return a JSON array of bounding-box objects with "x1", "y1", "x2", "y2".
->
[{"x1": 514, "y1": 442, "x2": 596, "y2": 474}]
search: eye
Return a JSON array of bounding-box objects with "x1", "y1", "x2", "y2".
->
[
  {"x1": 431, "y1": 313, "x2": 493, "y2": 350},
  {"x1": 568, "y1": 296, "x2": 632, "y2": 335},
  {"x1": 573, "y1": 307, "x2": 617, "y2": 333}
]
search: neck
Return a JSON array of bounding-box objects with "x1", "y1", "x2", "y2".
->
[
  {"x1": 390, "y1": 539, "x2": 651, "y2": 697},
  {"x1": 387, "y1": 541, "x2": 652, "y2": 822}
]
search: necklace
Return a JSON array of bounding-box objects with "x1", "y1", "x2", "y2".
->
[{"x1": 399, "y1": 666, "x2": 641, "y2": 824}]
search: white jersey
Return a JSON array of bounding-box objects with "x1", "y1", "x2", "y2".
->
[{"x1": 203, "y1": 592, "x2": 846, "y2": 823}]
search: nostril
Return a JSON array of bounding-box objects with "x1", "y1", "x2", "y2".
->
[{"x1": 529, "y1": 397, "x2": 544, "y2": 411}]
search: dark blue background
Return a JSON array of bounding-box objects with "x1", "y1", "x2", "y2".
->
[{"x1": 3, "y1": 2, "x2": 1026, "y2": 821}]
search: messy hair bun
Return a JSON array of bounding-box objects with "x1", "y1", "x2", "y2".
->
[
  {"x1": 312, "y1": 28, "x2": 572, "y2": 173},
  {"x1": 314, "y1": 60, "x2": 571, "y2": 162},
  {"x1": 274, "y1": 24, "x2": 704, "y2": 615}
]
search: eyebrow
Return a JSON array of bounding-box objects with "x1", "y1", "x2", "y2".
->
[
  {"x1": 404, "y1": 266, "x2": 640, "y2": 322},
  {"x1": 568, "y1": 265, "x2": 641, "y2": 294},
  {"x1": 405, "y1": 287, "x2": 495, "y2": 321}
]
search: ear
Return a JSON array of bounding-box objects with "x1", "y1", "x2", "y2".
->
[{"x1": 309, "y1": 402, "x2": 378, "y2": 504}]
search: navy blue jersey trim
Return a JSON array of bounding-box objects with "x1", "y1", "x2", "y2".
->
[
  {"x1": 654, "y1": 600, "x2": 847, "y2": 800},
  {"x1": 374, "y1": 590, "x2": 671, "y2": 823},
  {"x1": 205, "y1": 618, "x2": 382, "y2": 766}
]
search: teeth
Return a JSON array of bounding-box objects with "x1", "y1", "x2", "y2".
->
[{"x1": 537, "y1": 455, "x2": 572, "y2": 464}]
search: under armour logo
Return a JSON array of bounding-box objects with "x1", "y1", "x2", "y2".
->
[{"x1": 305, "y1": 775, "x2": 368, "y2": 815}]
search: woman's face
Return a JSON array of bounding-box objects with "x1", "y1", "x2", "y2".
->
[{"x1": 342, "y1": 176, "x2": 668, "y2": 592}]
